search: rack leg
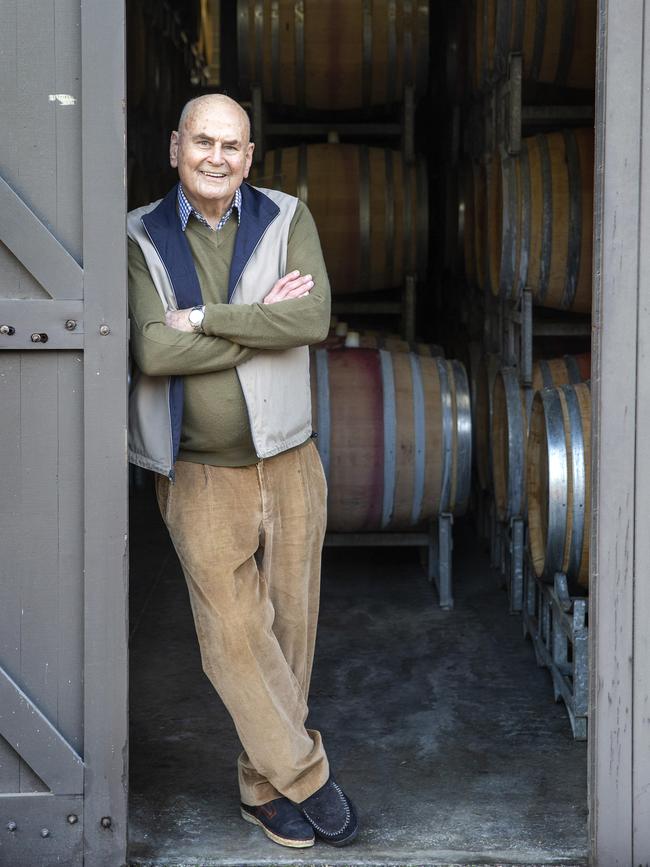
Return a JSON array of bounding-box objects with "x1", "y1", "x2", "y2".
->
[
  {"x1": 509, "y1": 517, "x2": 524, "y2": 613},
  {"x1": 432, "y1": 513, "x2": 454, "y2": 610},
  {"x1": 402, "y1": 274, "x2": 416, "y2": 342}
]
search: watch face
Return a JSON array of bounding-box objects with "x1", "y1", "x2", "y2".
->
[{"x1": 189, "y1": 308, "x2": 202, "y2": 325}]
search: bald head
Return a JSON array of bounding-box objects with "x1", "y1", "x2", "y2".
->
[{"x1": 177, "y1": 94, "x2": 251, "y2": 145}]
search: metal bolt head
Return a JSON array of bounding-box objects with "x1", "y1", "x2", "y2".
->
[
  {"x1": 100, "y1": 816, "x2": 112, "y2": 829},
  {"x1": 65, "y1": 319, "x2": 77, "y2": 331},
  {"x1": 6, "y1": 821, "x2": 16, "y2": 832},
  {"x1": 40, "y1": 828, "x2": 50, "y2": 838},
  {"x1": 99, "y1": 325, "x2": 110, "y2": 336},
  {"x1": 31, "y1": 333, "x2": 42, "y2": 343},
  {"x1": 0, "y1": 324, "x2": 12, "y2": 335},
  {"x1": 66, "y1": 814, "x2": 78, "y2": 825}
]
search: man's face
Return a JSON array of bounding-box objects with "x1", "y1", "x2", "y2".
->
[{"x1": 170, "y1": 100, "x2": 254, "y2": 216}]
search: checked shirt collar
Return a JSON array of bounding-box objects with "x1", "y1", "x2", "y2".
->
[{"x1": 177, "y1": 183, "x2": 242, "y2": 232}]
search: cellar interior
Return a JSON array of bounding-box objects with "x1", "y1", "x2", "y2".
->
[{"x1": 126, "y1": 2, "x2": 594, "y2": 864}]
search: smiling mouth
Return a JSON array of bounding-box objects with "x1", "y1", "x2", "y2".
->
[{"x1": 201, "y1": 170, "x2": 228, "y2": 179}]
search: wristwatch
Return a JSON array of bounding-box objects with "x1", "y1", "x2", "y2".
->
[{"x1": 188, "y1": 305, "x2": 205, "y2": 333}]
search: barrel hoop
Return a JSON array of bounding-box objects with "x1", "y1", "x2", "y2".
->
[
  {"x1": 387, "y1": 0, "x2": 397, "y2": 104},
  {"x1": 404, "y1": 0, "x2": 414, "y2": 88},
  {"x1": 564, "y1": 354, "x2": 583, "y2": 384},
  {"x1": 271, "y1": 0, "x2": 280, "y2": 103},
  {"x1": 531, "y1": 0, "x2": 547, "y2": 82},
  {"x1": 297, "y1": 144, "x2": 308, "y2": 205},
  {"x1": 539, "y1": 359, "x2": 553, "y2": 389},
  {"x1": 538, "y1": 134, "x2": 553, "y2": 303},
  {"x1": 294, "y1": 0, "x2": 305, "y2": 109},
  {"x1": 237, "y1": 0, "x2": 250, "y2": 92},
  {"x1": 254, "y1": 0, "x2": 263, "y2": 84},
  {"x1": 409, "y1": 353, "x2": 427, "y2": 525},
  {"x1": 416, "y1": 1, "x2": 429, "y2": 98},
  {"x1": 385, "y1": 149, "x2": 395, "y2": 286},
  {"x1": 518, "y1": 140, "x2": 531, "y2": 291},
  {"x1": 452, "y1": 359, "x2": 473, "y2": 514},
  {"x1": 542, "y1": 386, "x2": 569, "y2": 577},
  {"x1": 362, "y1": 0, "x2": 373, "y2": 107},
  {"x1": 500, "y1": 156, "x2": 517, "y2": 296},
  {"x1": 359, "y1": 145, "x2": 371, "y2": 290},
  {"x1": 556, "y1": 0, "x2": 577, "y2": 87},
  {"x1": 273, "y1": 148, "x2": 283, "y2": 189},
  {"x1": 403, "y1": 154, "x2": 414, "y2": 273},
  {"x1": 563, "y1": 129, "x2": 582, "y2": 310},
  {"x1": 503, "y1": 367, "x2": 526, "y2": 518},
  {"x1": 379, "y1": 350, "x2": 397, "y2": 529},
  {"x1": 315, "y1": 349, "x2": 331, "y2": 483},
  {"x1": 563, "y1": 384, "x2": 586, "y2": 581},
  {"x1": 436, "y1": 357, "x2": 453, "y2": 512},
  {"x1": 416, "y1": 156, "x2": 428, "y2": 278}
]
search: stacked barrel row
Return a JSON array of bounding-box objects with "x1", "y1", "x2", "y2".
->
[
  {"x1": 234, "y1": 1, "x2": 468, "y2": 536},
  {"x1": 467, "y1": 0, "x2": 597, "y2": 96},
  {"x1": 470, "y1": 351, "x2": 591, "y2": 594},
  {"x1": 238, "y1": 0, "x2": 429, "y2": 296},
  {"x1": 458, "y1": 127, "x2": 595, "y2": 313}
]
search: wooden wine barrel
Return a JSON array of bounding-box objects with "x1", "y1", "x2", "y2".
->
[
  {"x1": 527, "y1": 381, "x2": 591, "y2": 591},
  {"x1": 517, "y1": 129, "x2": 594, "y2": 313},
  {"x1": 237, "y1": 0, "x2": 429, "y2": 110},
  {"x1": 254, "y1": 144, "x2": 428, "y2": 294},
  {"x1": 349, "y1": 333, "x2": 444, "y2": 357},
  {"x1": 310, "y1": 349, "x2": 472, "y2": 532},
  {"x1": 495, "y1": 0, "x2": 597, "y2": 90},
  {"x1": 491, "y1": 367, "x2": 530, "y2": 521},
  {"x1": 470, "y1": 0, "x2": 497, "y2": 91},
  {"x1": 469, "y1": 349, "x2": 499, "y2": 492},
  {"x1": 531, "y1": 353, "x2": 591, "y2": 391},
  {"x1": 490, "y1": 354, "x2": 590, "y2": 520}
]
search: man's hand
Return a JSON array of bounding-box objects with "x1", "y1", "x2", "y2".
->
[
  {"x1": 263, "y1": 271, "x2": 314, "y2": 304},
  {"x1": 165, "y1": 309, "x2": 195, "y2": 332}
]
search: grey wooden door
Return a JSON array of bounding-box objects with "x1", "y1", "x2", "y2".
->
[{"x1": 0, "y1": 1, "x2": 128, "y2": 865}]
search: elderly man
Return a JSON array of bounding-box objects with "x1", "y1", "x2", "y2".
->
[{"x1": 127, "y1": 94, "x2": 358, "y2": 849}]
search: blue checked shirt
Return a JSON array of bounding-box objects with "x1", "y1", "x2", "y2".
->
[{"x1": 177, "y1": 183, "x2": 242, "y2": 232}]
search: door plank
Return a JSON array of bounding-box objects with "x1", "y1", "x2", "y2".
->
[
  {"x1": 590, "y1": 0, "x2": 641, "y2": 864},
  {"x1": 0, "y1": 666, "x2": 84, "y2": 794},
  {"x1": 0, "y1": 178, "x2": 84, "y2": 300}
]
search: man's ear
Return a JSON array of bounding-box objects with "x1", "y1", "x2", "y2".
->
[
  {"x1": 243, "y1": 141, "x2": 255, "y2": 179},
  {"x1": 170, "y1": 131, "x2": 179, "y2": 168}
]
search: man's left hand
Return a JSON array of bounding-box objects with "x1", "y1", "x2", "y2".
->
[{"x1": 166, "y1": 309, "x2": 196, "y2": 332}]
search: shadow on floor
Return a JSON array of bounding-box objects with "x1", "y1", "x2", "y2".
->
[{"x1": 127, "y1": 477, "x2": 588, "y2": 867}]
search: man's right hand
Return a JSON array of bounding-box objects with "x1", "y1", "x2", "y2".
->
[{"x1": 263, "y1": 271, "x2": 314, "y2": 305}]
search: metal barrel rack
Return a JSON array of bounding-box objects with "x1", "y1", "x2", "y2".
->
[{"x1": 465, "y1": 53, "x2": 593, "y2": 738}]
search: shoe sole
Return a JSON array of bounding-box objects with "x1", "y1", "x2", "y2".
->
[
  {"x1": 240, "y1": 807, "x2": 315, "y2": 849},
  {"x1": 317, "y1": 823, "x2": 360, "y2": 847}
]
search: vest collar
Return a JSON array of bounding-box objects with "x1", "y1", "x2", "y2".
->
[{"x1": 141, "y1": 182, "x2": 281, "y2": 304}]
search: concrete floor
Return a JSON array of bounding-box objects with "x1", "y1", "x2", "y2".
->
[{"x1": 128, "y1": 480, "x2": 588, "y2": 867}]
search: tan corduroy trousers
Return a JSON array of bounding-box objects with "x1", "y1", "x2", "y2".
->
[{"x1": 154, "y1": 439, "x2": 330, "y2": 806}]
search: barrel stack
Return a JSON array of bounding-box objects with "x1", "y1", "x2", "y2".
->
[
  {"x1": 232, "y1": 0, "x2": 472, "y2": 607},
  {"x1": 441, "y1": 0, "x2": 596, "y2": 734}
]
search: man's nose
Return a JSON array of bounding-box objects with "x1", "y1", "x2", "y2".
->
[{"x1": 208, "y1": 145, "x2": 224, "y2": 164}]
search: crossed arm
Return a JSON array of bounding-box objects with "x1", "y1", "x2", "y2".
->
[{"x1": 128, "y1": 203, "x2": 331, "y2": 377}]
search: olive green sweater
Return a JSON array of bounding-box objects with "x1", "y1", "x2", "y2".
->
[{"x1": 128, "y1": 198, "x2": 330, "y2": 466}]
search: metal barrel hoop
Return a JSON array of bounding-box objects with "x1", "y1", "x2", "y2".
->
[
  {"x1": 362, "y1": 0, "x2": 373, "y2": 107},
  {"x1": 452, "y1": 359, "x2": 473, "y2": 515},
  {"x1": 538, "y1": 133, "x2": 553, "y2": 304},
  {"x1": 436, "y1": 357, "x2": 453, "y2": 514},
  {"x1": 541, "y1": 386, "x2": 569, "y2": 579},
  {"x1": 503, "y1": 367, "x2": 526, "y2": 519},
  {"x1": 564, "y1": 353, "x2": 583, "y2": 385},
  {"x1": 499, "y1": 155, "x2": 518, "y2": 297},
  {"x1": 539, "y1": 359, "x2": 553, "y2": 389},
  {"x1": 562, "y1": 383, "x2": 586, "y2": 582},
  {"x1": 531, "y1": 0, "x2": 547, "y2": 82},
  {"x1": 385, "y1": 149, "x2": 396, "y2": 285},
  {"x1": 359, "y1": 145, "x2": 371, "y2": 290},
  {"x1": 237, "y1": 0, "x2": 251, "y2": 95},
  {"x1": 556, "y1": 0, "x2": 577, "y2": 87},
  {"x1": 563, "y1": 128, "x2": 582, "y2": 310},
  {"x1": 518, "y1": 138, "x2": 531, "y2": 292},
  {"x1": 409, "y1": 353, "x2": 426, "y2": 525},
  {"x1": 271, "y1": 0, "x2": 280, "y2": 103},
  {"x1": 254, "y1": 0, "x2": 263, "y2": 85}
]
